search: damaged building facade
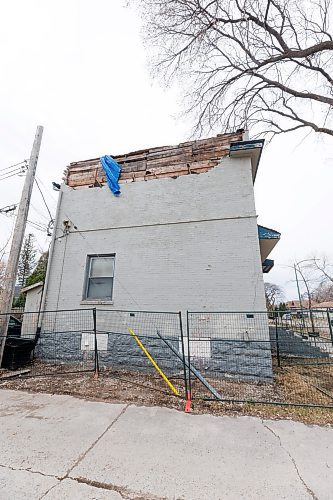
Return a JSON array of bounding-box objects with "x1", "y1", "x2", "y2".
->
[{"x1": 39, "y1": 131, "x2": 280, "y2": 380}]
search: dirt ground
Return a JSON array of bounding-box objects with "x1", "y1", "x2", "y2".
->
[{"x1": 1, "y1": 365, "x2": 332, "y2": 426}]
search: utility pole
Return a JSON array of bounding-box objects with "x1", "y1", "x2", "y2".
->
[
  {"x1": 294, "y1": 264, "x2": 303, "y2": 311},
  {"x1": 0, "y1": 126, "x2": 43, "y2": 366},
  {"x1": 294, "y1": 263, "x2": 306, "y2": 333},
  {"x1": 294, "y1": 259, "x2": 319, "y2": 333}
]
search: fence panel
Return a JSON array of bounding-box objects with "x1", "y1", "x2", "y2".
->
[
  {"x1": 0, "y1": 309, "x2": 96, "y2": 376},
  {"x1": 0, "y1": 309, "x2": 186, "y2": 395},
  {"x1": 187, "y1": 311, "x2": 333, "y2": 407},
  {"x1": 94, "y1": 309, "x2": 187, "y2": 398}
]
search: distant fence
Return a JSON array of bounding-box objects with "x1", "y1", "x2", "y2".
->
[
  {"x1": 277, "y1": 308, "x2": 333, "y2": 342},
  {"x1": 0, "y1": 308, "x2": 332, "y2": 408}
]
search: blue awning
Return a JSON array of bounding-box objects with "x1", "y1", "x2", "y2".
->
[
  {"x1": 258, "y1": 225, "x2": 280, "y2": 264},
  {"x1": 258, "y1": 225, "x2": 281, "y2": 239}
]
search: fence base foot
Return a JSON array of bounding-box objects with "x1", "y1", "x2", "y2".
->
[
  {"x1": 94, "y1": 371, "x2": 99, "y2": 379},
  {"x1": 185, "y1": 391, "x2": 191, "y2": 413}
]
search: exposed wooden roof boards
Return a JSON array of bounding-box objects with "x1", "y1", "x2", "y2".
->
[{"x1": 64, "y1": 131, "x2": 244, "y2": 188}]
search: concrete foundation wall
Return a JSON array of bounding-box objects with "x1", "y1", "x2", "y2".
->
[{"x1": 36, "y1": 331, "x2": 272, "y2": 383}]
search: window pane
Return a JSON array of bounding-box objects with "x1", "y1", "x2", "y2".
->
[
  {"x1": 90, "y1": 257, "x2": 114, "y2": 278},
  {"x1": 87, "y1": 277, "x2": 113, "y2": 299}
]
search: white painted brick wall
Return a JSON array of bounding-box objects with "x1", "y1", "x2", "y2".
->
[{"x1": 44, "y1": 156, "x2": 266, "y2": 313}]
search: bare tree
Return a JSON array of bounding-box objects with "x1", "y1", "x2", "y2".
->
[
  {"x1": 307, "y1": 256, "x2": 333, "y2": 302},
  {"x1": 312, "y1": 281, "x2": 333, "y2": 302},
  {"x1": 0, "y1": 261, "x2": 5, "y2": 295},
  {"x1": 0, "y1": 234, "x2": 11, "y2": 297},
  {"x1": 310, "y1": 256, "x2": 333, "y2": 284},
  {"x1": 294, "y1": 262, "x2": 317, "y2": 309},
  {"x1": 264, "y1": 282, "x2": 284, "y2": 309},
  {"x1": 136, "y1": 0, "x2": 333, "y2": 138}
]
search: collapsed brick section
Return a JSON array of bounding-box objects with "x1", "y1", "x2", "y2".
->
[{"x1": 64, "y1": 131, "x2": 244, "y2": 188}]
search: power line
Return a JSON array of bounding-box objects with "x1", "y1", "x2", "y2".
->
[
  {"x1": 0, "y1": 160, "x2": 28, "y2": 173},
  {"x1": 0, "y1": 168, "x2": 26, "y2": 181},
  {"x1": 30, "y1": 202, "x2": 50, "y2": 222},
  {"x1": 34, "y1": 178, "x2": 53, "y2": 221},
  {"x1": 1, "y1": 198, "x2": 51, "y2": 232},
  {"x1": 27, "y1": 220, "x2": 49, "y2": 233},
  {"x1": 36, "y1": 175, "x2": 59, "y2": 204},
  {"x1": 0, "y1": 224, "x2": 15, "y2": 257},
  {"x1": 0, "y1": 167, "x2": 22, "y2": 177},
  {"x1": 0, "y1": 209, "x2": 49, "y2": 233},
  {"x1": 0, "y1": 161, "x2": 28, "y2": 181}
]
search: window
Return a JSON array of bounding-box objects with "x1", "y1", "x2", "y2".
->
[{"x1": 84, "y1": 255, "x2": 115, "y2": 300}]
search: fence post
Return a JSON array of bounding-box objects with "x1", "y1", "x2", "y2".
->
[
  {"x1": 275, "y1": 313, "x2": 281, "y2": 368},
  {"x1": 186, "y1": 311, "x2": 192, "y2": 408},
  {"x1": 178, "y1": 312, "x2": 188, "y2": 402},
  {"x1": 93, "y1": 308, "x2": 99, "y2": 378},
  {"x1": 326, "y1": 309, "x2": 333, "y2": 347}
]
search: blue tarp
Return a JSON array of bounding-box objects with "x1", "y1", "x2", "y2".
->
[{"x1": 100, "y1": 155, "x2": 121, "y2": 196}]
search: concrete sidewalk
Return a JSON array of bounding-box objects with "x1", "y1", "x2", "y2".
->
[{"x1": 0, "y1": 390, "x2": 332, "y2": 500}]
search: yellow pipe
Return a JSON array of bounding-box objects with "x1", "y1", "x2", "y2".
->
[{"x1": 128, "y1": 328, "x2": 180, "y2": 396}]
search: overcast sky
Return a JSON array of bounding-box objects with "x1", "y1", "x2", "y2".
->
[{"x1": 0, "y1": 0, "x2": 332, "y2": 301}]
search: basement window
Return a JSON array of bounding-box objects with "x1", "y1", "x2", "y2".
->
[{"x1": 84, "y1": 254, "x2": 115, "y2": 300}]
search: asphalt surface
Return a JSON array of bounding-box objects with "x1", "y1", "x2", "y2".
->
[{"x1": 0, "y1": 389, "x2": 332, "y2": 499}]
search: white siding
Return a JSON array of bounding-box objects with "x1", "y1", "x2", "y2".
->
[{"x1": 43, "y1": 156, "x2": 266, "y2": 312}]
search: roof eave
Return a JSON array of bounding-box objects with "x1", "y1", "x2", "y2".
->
[
  {"x1": 21, "y1": 281, "x2": 44, "y2": 294},
  {"x1": 229, "y1": 139, "x2": 265, "y2": 182}
]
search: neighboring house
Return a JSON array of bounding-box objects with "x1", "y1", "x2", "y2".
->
[
  {"x1": 285, "y1": 300, "x2": 304, "y2": 309},
  {"x1": 285, "y1": 300, "x2": 319, "y2": 309},
  {"x1": 312, "y1": 301, "x2": 333, "y2": 310},
  {"x1": 22, "y1": 281, "x2": 44, "y2": 312},
  {"x1": 40, "y1": 131, "x2": 280, "y2": 380},
  {"x1": 21, "y1": 281, "x2": 43, "y2": 338},
  {"x1": 286, "y1": 300, "x2": 333, "y2": 310}
]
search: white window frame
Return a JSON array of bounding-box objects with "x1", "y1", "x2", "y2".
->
[{"x1": 83, "y1": 254, "x2": 115, "y2": 301}]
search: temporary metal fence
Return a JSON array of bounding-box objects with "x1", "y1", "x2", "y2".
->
[
  {"x1": 1, "y1": 308, "x2": 333, "y2": 409},
  {"x1": 186, "y1": 311, "x2": 333, "y2": 408},
  {"x1": 94, "y1": 309, "x2": 186, "y2": 398},
  {"x1": 0, "y1": 308, "x2": 186, "y2": 398},
  {"x1": 0, "y1": 309, "x2": 96, "y2": 376}
]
